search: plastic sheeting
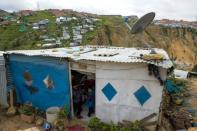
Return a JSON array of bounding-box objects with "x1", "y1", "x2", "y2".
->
[
  {"x1": 9, "y1": 55, "x2": 70, "y2": 110},
  {"x1": 165, "y1": 80, "x2": 184, "y2": 94},
  {"x1": 174, "y1": 69, "x2": 188, "y2": 79}
]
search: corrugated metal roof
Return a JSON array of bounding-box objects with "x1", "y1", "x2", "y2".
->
[
  {"x1": 4, "y1": 45, "x2": 173, "y2": 68},
  {"x1": 0, "y1": 51, "x2": 4, "y2": 56}
]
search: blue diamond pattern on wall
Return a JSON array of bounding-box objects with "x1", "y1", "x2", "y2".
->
[
  {"x1": 134, "y1": 86, "x2": 151, "y2": 106},
  {"x1": 102, "y1": 83, "x2": 117, "y2": 101}
]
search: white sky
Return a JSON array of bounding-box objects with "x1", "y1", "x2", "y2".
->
[{"x1": 0, "y1": 0, "x2": 197, "y2": 21}]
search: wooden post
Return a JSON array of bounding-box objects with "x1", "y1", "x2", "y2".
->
[
  {"x1": 68, "y1": 62, "x2": 74, "y2": 117},
  {"x1": 6, "y1": 89, "x2": 16, "y2": 115}
]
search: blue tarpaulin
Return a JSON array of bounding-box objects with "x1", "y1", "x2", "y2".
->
[
  {"x1": 9, "y1": 55, "x2": 70, "y2": 110},
  {"x1": 165, "y1": 80, "x2": 183, "y2": 93}
]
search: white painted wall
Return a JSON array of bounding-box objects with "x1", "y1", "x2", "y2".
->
[{"x1": 95, "y1": 62, "x2": 166, "y2": 123}]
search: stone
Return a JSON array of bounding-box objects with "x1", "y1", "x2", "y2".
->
[
  {"x1": 174, "y1": 99, "x2": 184, "y2": 105},
  {"x1": 188, "y1": 127, "x2": 197, "y2": 131},
  {"x1": 35, "y1": 118, "x2": 44, "y2": 126}
]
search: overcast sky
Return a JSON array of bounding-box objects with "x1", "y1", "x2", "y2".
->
[{"x1": 0, "y1": 0, "x2": 196, "y2": 21}]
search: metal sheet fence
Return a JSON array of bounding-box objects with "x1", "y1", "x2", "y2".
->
[{"x1": 0, "y1": 58, "x2": 8, "y2": 107}]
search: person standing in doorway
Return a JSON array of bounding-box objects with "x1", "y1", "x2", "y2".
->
[
  {"x1": 86, "y1": 88, "x2": 95, "y2": 117},
  {"x1": 73, "y1": 85, "x2": 83, "y2": 118},
  {"x1": 76, "y1": 86, "x2": 83, "y2": 119},
  {"x1": 73, "y1": 85, "x2": 78, "y2": 115}
]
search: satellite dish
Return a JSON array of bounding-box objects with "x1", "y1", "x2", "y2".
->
[
  {"x1": 124, "y1": 12, "x2": 156, "y2": 54},
  {"x1": 131, "y1": 12, "x2": 155, "y2": 34}
]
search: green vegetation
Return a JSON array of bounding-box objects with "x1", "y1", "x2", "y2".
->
[
  {"x1": 58, "y1": 105, "x2": 69, "y2": 118},
  {"x1": 82, "y1": 19, "x2": 103, "y2": 45},
  {"x1": 0, "y1": 10, "x2": 106, "y2": 50},
  {"x1": 88, "y1": 117, "x2": 141, "y2": 131},
  {"x1": 169, "y1": 77, "x2": 189, "y2": 90},
  {"x1": 0, "y1": 11, "x2": 58, "y2": 50},
  {"x1": 101, "y1": 16, "x2": 123, "y2": 27},
  {"x1": 27, "y1": 10, "x2": 55, "y2": 23},
  {"x1": 82, "y1": 30, "x2": 98, "y2": 44},
  {"x1": 19, "y1": 104, "x2": 34, "y2": 116},
  {"x1": 0, "y1": 23, "x2": 25, "y2": 50}
]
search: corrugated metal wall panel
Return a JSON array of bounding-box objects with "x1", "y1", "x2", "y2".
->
[
  {"x1": 0, "y1": 57, "x2": 5, "y2": 66},
  {"x1": 6, "y1": 58, "x2": 14, "y2": 91},
  {"x1": 0, "y1": 55, "x2": 8, "y2": 107}
]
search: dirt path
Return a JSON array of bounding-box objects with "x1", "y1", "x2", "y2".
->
[
  {"x1": 0, "y1": 110, "x2": 36, "y2": 131},
  {"x1": 189, "y1": 78, "x2": 197, "y2": 110},
  {"x1": 182, "y1": 78, "x2": 197, "y2": 118},
  {"x1": 0, "y1": 108, "x2": 89, "y2": 131}
]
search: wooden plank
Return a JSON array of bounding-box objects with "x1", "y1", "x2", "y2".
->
[
  {"x1": 140, "y1": 113, "x2": 157, "y2": 123},
  {"x1": 141, "y1": 126, "x2": 151, "y2": 131},
  {"x1": 122, "y1": 120, "x2": 131, "y2": 127},
  {"x1": 141, "y1": 121, "x2": 157, "y2": 126},
  {"x1": 68, "y1": 62, "x2": 74, "y2": 117}
]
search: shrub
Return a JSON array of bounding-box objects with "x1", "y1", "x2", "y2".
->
[
  {"x1": 19, "y1": 104, "x2": 34, "y2": 116},
  {"x1": 88, "y1": 117, "x2": 141, "y2": 131},
  {"x1": 58, "y1": 105, "x2": 69, "y2": 118},
  {"x1": 88, "y1": 117, "x2": 101, "y2": 129}
]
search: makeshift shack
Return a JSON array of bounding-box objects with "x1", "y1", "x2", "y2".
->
[
  {"x1": 0, "y1": 51, "x2": 7, "y2": 107},
  {"x1": 5, "y1": 45, "x2": 173, "y2": 123}
]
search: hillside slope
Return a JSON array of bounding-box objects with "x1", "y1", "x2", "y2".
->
[
  {"x1": 0, "y1": 9, "x2": 9, "y2": 16},
  {"x1": 90, "y1": 16, "x2": 197, "y2": 69},
  {"x1": 0, "y1": 10, "x2": 197, "y2": 69}
]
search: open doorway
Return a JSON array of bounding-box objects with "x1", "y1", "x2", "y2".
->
[{"x1": 71, "y1": 70, "x2": 95, "y2": 120}]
